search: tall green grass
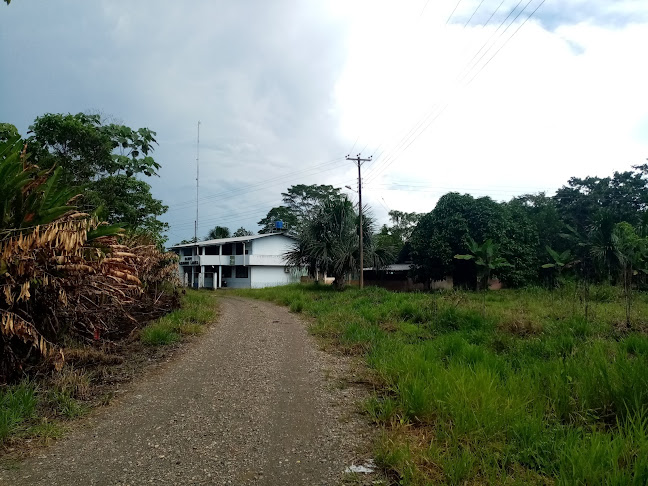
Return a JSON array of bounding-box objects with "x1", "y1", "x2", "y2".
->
[
  {"x1": 0, "y1": 382, "x2": 37, "y2": 443},
  {"x1": 140, "y1": 289, "x2": 217, "y2": 345},
  {"x1": 236, "y1": 284, "x2": 648, "y2": 485}
]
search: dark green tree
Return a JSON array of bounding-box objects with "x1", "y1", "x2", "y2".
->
[
  {"x1": 411, "y1": 193, "x2": 537, "y2": 288},
  {"x1": 258, "y1": 206, "x2": 298, "y2": 234},
  {"x1": 258, "y1": 184, "x2": 345, "y2": 235},
  {"x1": 375, "y1": 210, "x2": 423, "y2": 264},
  {"x1": 554, "y1": 166, "x2": 648, "y2": 234},
  {"x1": 232, "y1": 227, "x2": 254, "y2": 237},
  {"x1": 0, "y1": 123, "x2": 19, "y2": 143},
  {"x1": 205, "y1": 226, "x2": 230, "y2": 240}
]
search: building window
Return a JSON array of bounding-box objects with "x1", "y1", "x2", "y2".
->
[
  {"x1": 205, "y1": 245, "x2": 219, "y2": 255},
  {"x1": 235, "y1": 266, "x2": 248, "y2": 279},
  {"x1": 222, "y1": 243, "x2": 233, "y2": 255},
  {"x1": 222, "y1": 266, "x2": 232, "y2": 278}
]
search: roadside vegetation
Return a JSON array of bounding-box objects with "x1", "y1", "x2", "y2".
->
[
  {"x1": 0, "y1": 289, "x2": 215, "y2": 451},
  {"x1": 0, "y1": 118, "x2": 217, "y2": 453},
  {"x1": 239, "y1": 283, "x2": 648, "y2": 484}
]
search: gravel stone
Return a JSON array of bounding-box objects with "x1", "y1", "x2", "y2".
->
[{"x1": 0, "y1": 296, "x2": 374, "y2": 485}]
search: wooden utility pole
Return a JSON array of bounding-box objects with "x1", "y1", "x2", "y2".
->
[{"x1": 346, "y1": 154, "x2": 372, "y2": 289}]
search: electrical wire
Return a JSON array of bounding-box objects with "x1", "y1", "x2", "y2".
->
[{"x1": 364, "y1": 0, "x2": 546, "y2": 184}]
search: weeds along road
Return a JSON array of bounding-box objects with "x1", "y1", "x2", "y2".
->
[{"x1": 0, "y1": 296, "x2": 372, "y2": 485}]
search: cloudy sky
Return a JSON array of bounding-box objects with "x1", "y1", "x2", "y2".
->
[{"x1": 1, "y1": 0, "x2": 647, "y2": 244}]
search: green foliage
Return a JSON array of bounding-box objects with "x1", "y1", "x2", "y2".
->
[
  {"x1": 232, "y1": 227, "x2": 253, "y2": 237},
  {"x1": 375, "y1": 210, "x2": 423, "y2": 264},
  {"x1": 258, "y1": 184, "x2": 345, "y2": 234},
  {"x1": 238, "y1": 284, "x2": 648, "y2": 484},
  {"x1": 205, "y1": 225, "x2": 230, "y2": 240},
  {"x1": 27, "y1": 112, "x2": 167, "y2": 243},
  {"x1": 0, "y1": 136, "x2": 79, "y2": 234},
  {"x1": 0, "y1": 123, "x2": 19, "y2": 142},
  {"x1": 140, "y1": 290, "x2": 216, "y2": 345},
  {"x1": 0, "y1": 382, "x2": 37, "y2": 443},
  {"x1": 455, "y1": 238, "x2": 511, "y2": 290},
  {"x1": 285, "y1": 197, "x2": 390, "y2": 288},
  {"x1": 411, "y1": 193, "x2": 536, "y2": 287},
  {"x1": 555, "y1": 166, "x2": 648, "y2": 234},
  {"x1": 257, "y1": 205, "x2": 298, "y2": 234}
]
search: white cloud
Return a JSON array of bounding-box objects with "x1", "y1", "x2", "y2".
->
[
  {"x1": 1, "y1": 0, "x2": 647, "y2": 240},
  {"x1": 333, "y1": 1, "x2": 648, "y2": 222}
]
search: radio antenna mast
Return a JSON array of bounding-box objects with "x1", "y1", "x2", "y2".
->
[{"x1": 194, "y1": 121, "x2": 200, "y2": 242}]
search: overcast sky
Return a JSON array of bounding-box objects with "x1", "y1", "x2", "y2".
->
[{"x1": 1, "y1": 0, "x2": 647, "y2": 244}]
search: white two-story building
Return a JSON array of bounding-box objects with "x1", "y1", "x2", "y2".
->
[{"x1": 171, "y1": 233, "x2": 299, "y2": 289}]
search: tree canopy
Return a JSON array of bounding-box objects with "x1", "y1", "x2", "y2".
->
[
  {"x1": 411, "y1": 193, "x2": 537, "y2": 288},
  {"x1": 24, "y1": 113, "x2": 167, "y2": 245},
  {"x1": 205, "y1": 226, "x2": 231, "y2": 240},
  {"x1": 232, "y1": 227, "x2": 254, "y2": 237},
  {"x1": 258, "y1": 184, "x2": 345, "y2": 234}
]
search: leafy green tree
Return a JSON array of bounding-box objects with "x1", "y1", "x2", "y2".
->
[
  {"x1": 258, "y1": 206, "x2": 298, "y2": 234},
  {"x1": 258, "y1": 184, "x2": 345, "y2": 235},
  {"x1": 27, "y1": 113, "x2": 167, "y2": 244},
  {"x1": 375, "y1": 210, "x2": 423, "y2": 264},
  {"x1": 0, "y1": 123, "x2": 19, "y2": 143},
  {"x1": 232, "y1": 227, "x2": 253, "y2": 237},
  {"x1": 205, "y1": 226, "x2": 230, "y2": 240},
  {"x1": 177, "y1": 237, "x2": 198, "y2": 245},
  {"x1": 411, "y1": 193, "x2": 535, "y2": 287},
  {"x1": 554, "y1": 167, "x2": 648, "y2": 234}
]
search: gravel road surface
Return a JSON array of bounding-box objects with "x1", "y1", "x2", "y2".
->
[{"x1": 0, "y1": 296, "x2": 373, "y2": 485}]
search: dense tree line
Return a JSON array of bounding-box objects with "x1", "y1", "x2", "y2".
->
[{"x1": 408, "y1": 164, "x2": 648, "y2": 291}]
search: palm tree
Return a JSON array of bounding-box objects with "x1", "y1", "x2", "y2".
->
[
  {"x1": 205, "y1": 226, "x2": 230, "y2": 240},
  {"x1": 285, "y1": 197, "x2": 390, "y2": 289},
  {"x1": 613, "y1": 222, "x2": 647, "y2": 328}
]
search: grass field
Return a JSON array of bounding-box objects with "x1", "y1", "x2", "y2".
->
[
  {"x1": 1, "y1": 289, "x2": 216, "y2": 450},
  {"x1": 139, "y1": 289, "x2": 217, "y2": 345},
  {"x1": 236, "y1": 283, "x2": 648, "y2": 485}
]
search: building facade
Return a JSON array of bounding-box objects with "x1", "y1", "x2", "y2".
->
[{"x1": 171, "y1": 233, "x2": 299, "y2": 289}]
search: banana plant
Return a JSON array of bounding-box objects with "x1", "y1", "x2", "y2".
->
[
  {"x1": 455, "y1": 237, "x2": 510, "y2": 315},
  {"x1": 542, "y1": 246, "x2": 578, "y2": 287},
  {"x1": 455, "y1": 237, "x2": 511, "y2": 290}
]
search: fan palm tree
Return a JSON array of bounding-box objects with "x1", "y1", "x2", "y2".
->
[{"x1": 285, "y1": 197, "x2": 390, "y2": 289}]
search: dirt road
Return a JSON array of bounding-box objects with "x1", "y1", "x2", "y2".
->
[{"x1": 0, "y1": 296, "x2": 373, "y2": 485}]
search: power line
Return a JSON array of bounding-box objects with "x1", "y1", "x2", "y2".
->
[
  {"x1": 166, "y1": 156, "x2": 346, "y2": 212},
  {"x1": 446, "y1": 0, "x2": 465, "y2": 24},
  {"x1": 465, "y1": 0, "x2": 547, "y2": 85},
  {"x1": 463, "y1": 0, "x2": 487, "y2": 27},
  {"x1": 363, "y1": 0, "x2": 512, "y2": 183},
  {"x1": 364, "y1": 0, "x2": 546, "y2": 184}
]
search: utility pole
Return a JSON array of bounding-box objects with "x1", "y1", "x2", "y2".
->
[
  {"x1": 195, "y1": 121, "x2": 200, "y2": 242},
  {"x1": 346, "y1": 153, "x2": 372, "y2": 289}
]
